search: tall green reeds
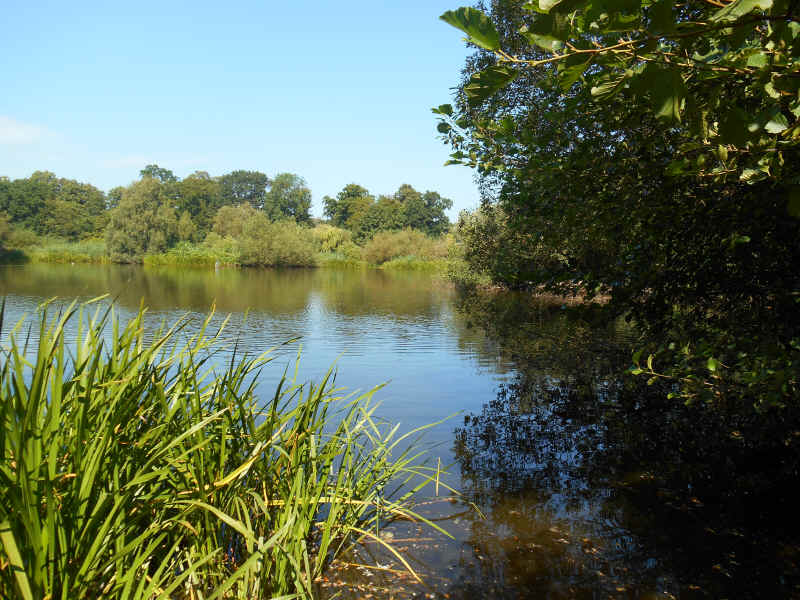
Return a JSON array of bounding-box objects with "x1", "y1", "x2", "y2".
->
[{"x1": 0, "y1": 299, "x2": 450, "y2": 599}]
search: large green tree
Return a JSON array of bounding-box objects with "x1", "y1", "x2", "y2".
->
[
  {"x1": 438, "y1": 1, "x2": 799, "y2": 408},
  {"x1": 324, "y1": 183, "x2": 452, "y2": 240},
  {"x1": 218, "y1": 170, "x2": 269, "y2": 210},
  {"x1": 177, "y1": 171, "x2": 223, "y2": 235},
  {"x1": 399, "y1": 187, "x2": 453, "y2": 236},
  {"x1": 140, "y1": 164, "x2": 178, "y2": 183},
  {"x1": 106, "y1": 177, "x2": 179, "y2": 261},
  {"x1": 323, "y1": 184, "x2": 374, "y2": 229},
  {"x1": 0, "y1": 171, "x2": 107, "y2": 239},
  {"x1": 264, "y1": 173, "x2": 312, "y2": 223}
]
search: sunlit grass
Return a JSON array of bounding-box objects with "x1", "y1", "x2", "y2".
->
[
  {"x1": 27, "y1": 239, "x2": 109, "y2": 264},
  {"x1": 380, "y1": 256, "x2": 448, "y2": 272},
  {"x1": 0, "y1": 298, "x2": 451, "y2": 599}
]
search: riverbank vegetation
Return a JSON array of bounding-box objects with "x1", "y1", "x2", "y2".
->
[
  {"x1": 0, "y1": 167, "x2": 454, "y2": 270},
  {"x1": 436, "y1": 0, "x2": 799, "y2": 492},
  {"x1": 0, "y1": 299, "x2": 449, "y2": 599}
]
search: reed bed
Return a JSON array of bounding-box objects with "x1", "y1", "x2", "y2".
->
[
  {"x1": 27, "y1": 240, "x2": 109, "y2": 264},
  {"x1": 0, "y1": 298, "x2": 450, "y2": 599}
]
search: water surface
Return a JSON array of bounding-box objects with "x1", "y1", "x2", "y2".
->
[{"x1": 2, "y1": 263, "x2": 797, "y2": 599}]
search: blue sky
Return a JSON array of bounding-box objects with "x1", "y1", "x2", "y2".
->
[{"x1": 0, "y1": 1, "x2": 478, "y2": 218}]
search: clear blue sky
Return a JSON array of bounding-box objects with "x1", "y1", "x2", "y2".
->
[{"x1": 0, "y1": 0, "x2": 478, "y2": 218}]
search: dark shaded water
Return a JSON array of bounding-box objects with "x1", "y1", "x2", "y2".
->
[{"x1": 2, "y1": 263, "x2": 798, "y2": 599}]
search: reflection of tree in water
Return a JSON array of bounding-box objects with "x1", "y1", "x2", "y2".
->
[{"x1": 449, "y1": 289, "x2": 800, "y2": 599}]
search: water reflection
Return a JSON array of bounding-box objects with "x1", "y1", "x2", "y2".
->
[
  {"x1": 447, "y1": 289, "x2": 800, "y2": 599},
  {"x1": 3, "y1": 265, "x2": 798, "y2": 598}
]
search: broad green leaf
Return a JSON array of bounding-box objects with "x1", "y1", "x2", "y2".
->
[
  {"x1": 639, "y1": 65, "x2": 686, "y2": 122},
  {"x1": 590, "y1": 74, "x2": 628, "y2": 100},
  {"x1": 765, "y1": 112, "x2": 789, "y2": 133},
  {"x1": 0, "y1": 521, "x2": 33, "y2": 600},
  {"x1": 464, "y1": 65, "x2": 519, "y2": 106},
  {"x1": 522, "y1": 30, "x2": 565, "y2": 52},
  {"x1": 718, "y1": 107, "x2": 753, "y2": 147},
  {"x1": 648, "y1": 0, "x2": 675, "y2": 34},
  {"x1": 740, "y1": 167, "x2": 769, "y2": 181},
  {"x1": 666, "y1": 158, "x2": 692, "y2": 176},
  {"x1": 746, "y1": 52, "x2": 769, "y2": 67},
  {"x1": 432, "y1": 104, "x2": 454, "y2": 116},
  {"x1": 707, "y1": 357, "x2": 720, "y2": 372},
  {"x1": 440, "y1": 7, "x2": 501, "y2": 51},
  {"x1": 712, "y1": 0, "x2": 773, "y2": 22},
  {"x1": 539, "y1": 0, "x2": 574, "y2": 12},
  {"x1": 437, "y1": 122, "x2": 453, "y2": 134},
  {"x1": 559, "y1": 56, "x2": 594, "y2": 91}
]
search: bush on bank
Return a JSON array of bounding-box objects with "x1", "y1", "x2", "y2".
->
[{"x1": 362, "y1": 229, "x2": 449, "y2": 266}]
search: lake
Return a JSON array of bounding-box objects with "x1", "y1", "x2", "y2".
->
[{"x1": 1, "y1": 263, "x2": 797, "y2": 599}]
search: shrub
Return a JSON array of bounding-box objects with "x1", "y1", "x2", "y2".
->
[
  {"x1": 452, "y1": 207, "x2": 563, "y2": 289},
  {"x1": 312, "y1": 223, "x2": 354, "y2": 253},
  {"x1": 362, "y1": 228, "x2": 449, "y2": 265},
  {"x1": 238, "y1": 219, "x2": 316, "y2": 267},
  {"x1": 4, "y1": 225, "x2": 42, "y2": 249}
]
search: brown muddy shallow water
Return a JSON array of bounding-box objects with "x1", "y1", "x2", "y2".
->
[{"x1": 2, "y1": 263, "x2": 799, "y2": 599}]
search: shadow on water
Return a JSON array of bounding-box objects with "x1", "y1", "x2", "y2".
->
[{"x1": 444, "y1": 289, "x2": 800, "y2": 599}]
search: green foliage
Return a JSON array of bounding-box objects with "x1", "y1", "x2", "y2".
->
[
  {"x1": 312, "y1": 223, "x2": 354, "y2": 253},
  {"x1": 312, "y1": 224, "x2": 364, "y2": 263},
  {"x1": 105, "y1": 178, "x2": 179, "y2": 262},
  {"x1": 3, "y1": 226, "x2": 41, "y2": 249},
  {"x1": 440, "y1": 0, "x2": 800, "y2": 181},
  {"x1": 177, "y1": 171, "x2": 223, "y2": 235},
  {"x1": 218, "y1": 169, "x2": 269, "y2": 210},
  {"x1": 323, "y1": 183, "x2": 374, "y2": 229},
  {"x1": 139, "y1": 163, "x2": 177, "y2": 183},
  {"x1": 439, "y1": 0, "x2": 800, "y2": 409},
  {"x1": 211, "y1": 204, "x2": 317, "y2": 267},
  {"x1": 27, "y1": 239, "x2": 108, "y2": 264},
  {"x1": 362, "y1": 229, "x2": 449, "y2": 265},
  {"x1": 177, "y1": 210, "x2": 197, "y2": 241},
  {"x1": 380, "y1": 255, "x2": 449, "y2": 272},
  {"x1": 316, "y1": 252, "x2": 368, "y2": 269},
  {"x1": 212, "y1": 203, "x2": 261, "y2": 239},
  {"x1": 142, "y1": 241, "x2": 239, "y2": 267},
  {"x1": 0, "y1": 213, "x2": 9, "y2": 250},
  {"x1": 352, "y1": 195, "x2": 405, "y2": 243},
  {"x1": 238, "y1": 219, "x2": 317, "y2": 267},
  {"x1": 0, "y1": 172, "x2": 107, "y2": 240},
  {"x1": 0, "y1": 300, "x2": 448, "y2": 599},
  {"x1": 451, "y1": 205, "x2": 562, "y2": 288},
  {"x1": 264, "y1": 172, "x2": 312, "y2": 223},
  {"x1": 324, "y1": 183, "x2": 452, "y2": 241},
  {"x1": 400, "y1": 187, "x2": 454, "y2": 237}
]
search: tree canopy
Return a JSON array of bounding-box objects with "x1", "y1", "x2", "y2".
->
[
  {"x1": 439, "y1": 0, "x2": 799, "y2": 409},
  {"x1": 438, "y1": 1, "x2": 800, "y2": 184},
  {"x1": 323, "y1": 183, "x2": 452, "y2": 240},
  {"x1": 264, "y1": 173, "x2": 312, "y2": 223}
]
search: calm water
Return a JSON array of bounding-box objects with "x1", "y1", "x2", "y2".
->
[{"x1": 1, "y1": 263, "x2": 797, "y2": 599}]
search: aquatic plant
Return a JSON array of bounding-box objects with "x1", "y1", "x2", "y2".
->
[{"x1": 0, "y1": 298, "x2": 449, "y2": 599}]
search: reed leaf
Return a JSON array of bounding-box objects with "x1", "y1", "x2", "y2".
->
[{"x1": 0, "y1": 299, "x2": 452, "y2": 599}]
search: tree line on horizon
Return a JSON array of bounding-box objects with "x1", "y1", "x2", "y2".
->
[{"x1": 0, "y1": 165, "x2": 453, "y2": 262}]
